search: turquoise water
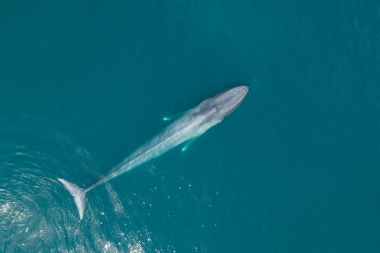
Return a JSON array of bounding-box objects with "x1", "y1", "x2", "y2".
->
[{"x1": 1, "y1": 1, "x2": 380, "y2": 252}]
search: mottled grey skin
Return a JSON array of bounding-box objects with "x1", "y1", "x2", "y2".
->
[{"x1": 58, "y1": 86, "x2": 249, "y2": 219}]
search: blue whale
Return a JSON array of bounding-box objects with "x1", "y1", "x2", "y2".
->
[{"x1": 59, "y1": 86, "x2": 249, "y2": 219}]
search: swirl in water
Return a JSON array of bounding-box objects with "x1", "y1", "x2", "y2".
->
[{"x1": 0, "y1": 116, "x2": 157, "y2": 252}]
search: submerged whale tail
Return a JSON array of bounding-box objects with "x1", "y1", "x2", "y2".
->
[{"x1": 58, "y1": 178, "x2": 86, "y2": 220}]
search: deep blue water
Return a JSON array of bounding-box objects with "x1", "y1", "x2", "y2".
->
[{"x1": 1, "y1": 1, "x2": 380, "y2": 252}]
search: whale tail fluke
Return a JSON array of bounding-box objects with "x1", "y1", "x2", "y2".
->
[{"x1": 58, "y1": 178, "x2": 86, "y2": 220}]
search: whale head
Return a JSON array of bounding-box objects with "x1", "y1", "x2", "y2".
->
[{"x1": 206, "y1": 85, "x2": 249, "y2": 121}]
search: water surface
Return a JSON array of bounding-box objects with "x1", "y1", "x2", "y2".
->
[{"x1": 1, "y1": 0, "x2": 379, "y2": 252}]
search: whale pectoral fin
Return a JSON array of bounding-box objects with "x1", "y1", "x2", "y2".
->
[
  {"x1": 162, "y1": 110, "x2": 190, "y2": 122},
  {"x1": 182, "y1": 137, "x2": 198, "y2": 152}
]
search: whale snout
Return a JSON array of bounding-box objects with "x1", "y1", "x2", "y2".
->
[{"x1": 209, "y1": 85, "x2": 249, "y2": 118}]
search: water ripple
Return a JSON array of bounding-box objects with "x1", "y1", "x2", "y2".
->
[{"x1": 0, "y1": 116, "x2": 161, "y2": 253}]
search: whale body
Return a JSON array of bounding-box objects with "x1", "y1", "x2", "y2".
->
[{"x1": 58, "y1": 86, "x2": 249, "y2": 219}]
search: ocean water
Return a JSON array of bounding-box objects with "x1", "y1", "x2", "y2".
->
[{"x1": 1, "y1": 0, "x2": 380, "y2": 252}]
